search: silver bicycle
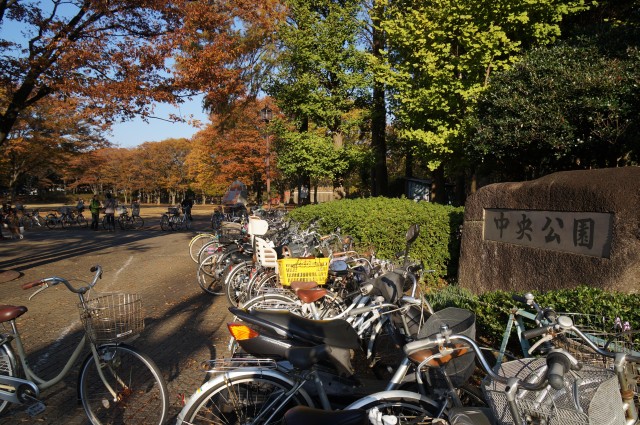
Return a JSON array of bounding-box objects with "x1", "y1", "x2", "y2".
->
[{"x1": 0, "y1": 265, "x2": 169, "y2": 424}]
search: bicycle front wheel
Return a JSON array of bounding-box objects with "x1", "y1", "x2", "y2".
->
[
  {"x1": 177, "y1": 371, "x2": 311, "y2": 425},
  {"x1": 197, "y1": 255, "x2": 226, "y2": 295},
  {"x1": 132, "y1": 216, "x2": 144, "y2": 229},
  {"x1": 45, "y1": 214, "x2": 58, "y2": 229},
  {"x1": 160, "y1": 215, "x2": 170, "y2": 231},
  {"x1": 80, "y1": 344, "x2": 168, "y2": 425}
]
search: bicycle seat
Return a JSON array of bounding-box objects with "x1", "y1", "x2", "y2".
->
[{"x1": 0, "y1": 305, "x2": 28, "y2": 323}]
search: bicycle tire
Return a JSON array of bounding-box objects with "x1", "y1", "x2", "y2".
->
[
  {"x1": 345, "y1": 391, "x2": 442, "y2": 425},
  {"x1": 160, "y1": 215, "x2": 170, "y2": 231},
  {"x1": 77, "y1": 215, "x2": 88, "y2": 228},
  {"x1": 197, "y1": 255, "x2": 226, "y2": 295},
  {"x1": 177, "y1": 370, "x2": 312, "y2": 425},
  {"x1": 224, "y1": 261, "x2": 253, "y2": 307},
  {"x1": 45, "y1": 214, "x2": 58, "y2": 229},
  {"x1": 118, "y1": 216, "x2": 127, "y2": 230},
  {"x1": 0, "y1": 344, "x2": 19, "y2": 416},
  {"x1": 190, "y1": 234, "x2": 217, "y2": 263},
  {"x1": 79, "y1": 343, "x2": 169, "y2": 425},
  {"x1": 197, "y1": 240, "x2": 229, "y2": 265},
  {"x1": 132, "y1": 216, "x2": 144, "y2": 229}
]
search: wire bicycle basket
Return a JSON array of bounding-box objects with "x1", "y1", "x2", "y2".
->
[
  {"x1": 483, "y1": 357, "x2": 625, "y2": 425},
  {"x1": 79, "y1": 293, "x2": 144, "y2": 344}
]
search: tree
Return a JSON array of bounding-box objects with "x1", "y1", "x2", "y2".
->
[
  {"x1": 188, "y1": 100, "x2": 276, "y2": 199},
  {"x1": 375, "y1": 0, "x2": 590, "y2": 200},
  {"x1": 266, "y1": 0, "x2": 371, "y2": 198},
  {"x1": 0, "y1": 0, "x2": 198, "y2": 147},
  {"x1": 465, "y1": 34, "x2": 640, "y2": 181},
  {"x1": 0, "y1": 93, "x2": 108, "y2": 197}
]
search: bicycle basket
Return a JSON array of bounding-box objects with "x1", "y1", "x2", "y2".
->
[
  {"x1": 167, "y1": 207, "x2": 179, "y2": 215},
  {"x1": 417, "y1": 307, "x2": 476, "y2": 388},
  {"x1": 277, "y1": 257, "x2": 330, "y2": 286},
  {"x1": 483, "y1": 357, "x2": 625, "y2": 425},
  {"x1": 79, "y1": 293, "x2": 144, "y2": 344}
]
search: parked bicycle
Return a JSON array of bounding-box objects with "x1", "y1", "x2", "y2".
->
[
  {"x1": 117, "y1": 205, "x2": 144, "y2": 230},
  {"x1": 18, "y1": 208, "x2": 45, "y2": 230},
  {"x1": 45, "y1": 208, "x2": 75, "y2": 229},
  {"x1": 161, "y1": 206, "x2": 191, "y2": 231},
  {"x1": 0, "y1": 265, "x2": 169, "y2": 424}
]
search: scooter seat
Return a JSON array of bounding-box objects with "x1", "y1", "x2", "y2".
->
[{"x1": 231, "y1": 307, "x2": 360, "y2": 350}]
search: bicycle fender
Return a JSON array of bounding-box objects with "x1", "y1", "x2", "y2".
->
[{"x1": 343, "y1": 390, "x2": 440, "y2": 411}]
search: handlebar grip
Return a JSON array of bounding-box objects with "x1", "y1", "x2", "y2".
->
[
  {"x1": 547, "y1": 352, "x2": 571, "y2": 390},
  {"x1": 522, "y1": 325, "x2": 553, "y2": 340},
  {"x1": 512, "y1": 294, "x2": 528, "y2": 304},
  {"x1": 22, "y1": 279, "x2": 44, "y2": 290}
]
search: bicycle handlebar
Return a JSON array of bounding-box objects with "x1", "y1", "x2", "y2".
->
[{"x1": 22, "y1": 265, "x2": 103, "y2": 296}]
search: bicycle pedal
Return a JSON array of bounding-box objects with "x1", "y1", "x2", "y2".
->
[{"x1": 25, "y1": 401, "x2": 46, "y2": 417}]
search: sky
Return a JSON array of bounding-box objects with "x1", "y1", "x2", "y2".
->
[{"x1": 107, "y1": 96, "x2": 211, "y2": 148}]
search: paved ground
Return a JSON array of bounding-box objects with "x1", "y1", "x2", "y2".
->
[{"x1": 0, "y1": 204, "x2": 233, "y2": 424}]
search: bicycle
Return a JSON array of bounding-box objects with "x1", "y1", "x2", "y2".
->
[
  {"x1": 160, "y1": 206, "x2": 191, "y2": 231},
  {"x1": 18, "y1": 209, "x2": 45, "y2": 230},
  {"x1": 45, "y1": 209, "x2": 74, "y2": 229},
  {"x1": 0, "y1": 265, "x2": 168, "y2": 424},
  {"x1": 117, "y1": 206, "x2": 144, "y2": 230},
  {"x1": 73, "y1": 208, "x2": 89, "y2": 228}
]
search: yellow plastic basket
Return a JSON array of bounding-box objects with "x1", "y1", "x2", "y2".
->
[{"x1": 277, "y1": 258, "x2": 330, "y2": 286}]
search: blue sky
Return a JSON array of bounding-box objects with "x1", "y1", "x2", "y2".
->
[{"x1": 107, "y1": 96, "x2": 211, "y2": 148}]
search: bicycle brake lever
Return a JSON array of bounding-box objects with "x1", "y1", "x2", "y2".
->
[{"x1": 28, "y1": 283, "x2": 49, "y2": 301}]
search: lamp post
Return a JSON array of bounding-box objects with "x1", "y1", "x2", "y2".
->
[{"x1": 259, "y1": 107, "x2": 273, "y2": 204}]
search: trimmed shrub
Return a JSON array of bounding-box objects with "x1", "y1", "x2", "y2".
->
[{"x1": 288, "y1": 197, "x2": 464, "y2": 280}]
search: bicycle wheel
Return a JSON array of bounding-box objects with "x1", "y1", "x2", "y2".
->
[
  {"x1": 160, "y1": 215, "x2": 170, "y2": 231},
  {"x1": 246, "y1": 270, "x2": 281, "y2": 299},
  {"x1": 190, "y1": 234, "x2": 217, "y2": 263},
  {"x1": 225, "y1": 261, "x2": 253, "y2": 307},
  {"x1": 197, "y1": 255, "x2": 226, "y2": 295},
  {"x1": 132, "y1": 216, "x2": 144, "y2": 229},
  {"x1": 345, "y1": 391, "x2": 442, "y2": 425},
  {"x1": 45, "y1": 214, "x2": 58, "y2": 229},
  {"x1": 0, "y1": 344, "x2": 19, "y2": 416},
  {"x1": 62, "y1": 215, "x2": 72, "y2": 228},
  {"x1": 177, "y1": 371, "x2": 311, "y2": 425},
  {"x1": 77, "y1": 215, "x2": 88, "y2": 228},
  {"x1": 118, "y1": 216, "x2": 127, "y2": 230},
  {"x1": 79, "y1": 344, "x2": 168, "y2": 425},
  {"x1": 172, "y1": 216, "x2": 184, "y2": 231}
]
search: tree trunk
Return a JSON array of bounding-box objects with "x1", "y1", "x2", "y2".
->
[
  {"x1": 430, "y1": 165, "x2": 447, "y2": 204},
  {"x1": 371, "y1": 2, "x2": 388, "y2": 196}
]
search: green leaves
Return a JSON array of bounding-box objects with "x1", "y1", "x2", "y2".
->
[{"x1": 376, "y1": 0, "x2": 590, "y2": 169}]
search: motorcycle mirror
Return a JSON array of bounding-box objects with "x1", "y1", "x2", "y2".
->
[
  {"x1": 406, "y1": 224, "x2": 420, "y2": 244},
  {"x1": 329, "y1": 260, "x2": 348, "y2": 272}
]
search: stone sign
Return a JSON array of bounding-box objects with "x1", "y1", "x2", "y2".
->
[
  {"x1": 484, "y1": 209, "x2": 613, "y2": 258},
  {"x1": 458, "y1": 167, "x2": 640, "y2": 294}
]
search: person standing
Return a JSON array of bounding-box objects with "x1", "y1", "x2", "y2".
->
[
  {"x1": 181, "y1": 196, "x2": 193, "y2": 221},
  {"x1": 104, "y1": 193, "x2": 116, "y2": 231},
  {"x1": 89, "y1": 195, "x2": 101, "y2": 230}
]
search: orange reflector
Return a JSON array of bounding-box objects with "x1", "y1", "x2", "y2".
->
[{"x1": 227, "y1": 323, "x2": 259, "y2": 340}]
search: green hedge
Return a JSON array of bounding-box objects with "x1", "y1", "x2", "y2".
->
[
  {"x1": 288, "y1": 197, "x2": 464, "y2": 280},
  {"x1": 427, "y1": 285, "x2": 640, "y2": 355}
]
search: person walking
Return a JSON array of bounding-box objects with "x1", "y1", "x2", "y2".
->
[
  {"x1": 89, "y1": 195, "x2": 101, "y2": 230},
  {"x1": 103, "y1": 193, "x2": 116, "y2": 231}
]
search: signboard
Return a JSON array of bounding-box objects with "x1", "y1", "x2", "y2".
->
[{"x1": 483, "y1": 209, "x2": 613, "y2": 258}]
